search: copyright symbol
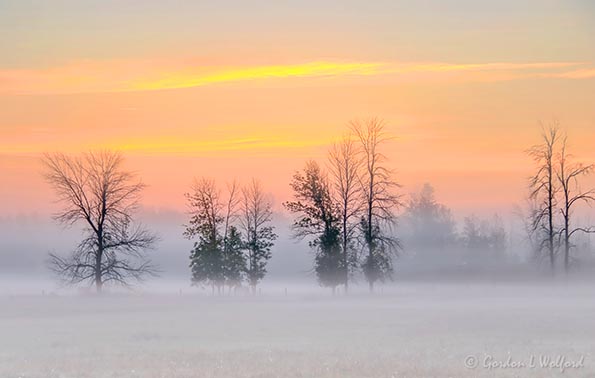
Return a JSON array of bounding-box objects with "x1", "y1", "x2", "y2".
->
[{"x1": 464, "y1": 355, "x2": 478, "y2": 369}]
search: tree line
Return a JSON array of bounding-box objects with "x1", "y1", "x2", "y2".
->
[
  {"x1": 402, "y1": 183, "x2": 507, "y2": 262},
  {"x1": 39, "y1": 118, "x2": 594, "y2": 293}
]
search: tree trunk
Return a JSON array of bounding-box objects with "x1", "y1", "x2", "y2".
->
[
  {"x1": 95, "y1": 276, "x2": 103, "y2": 293},
  {"x1": 343, "y1": 214, "x2": 349, "y2": 295},
  {"x1": 565, "y1": 216, "x2": 570, "y2": 274},
  {"x1": 95, "y1": 227, "x2": 104, "y2": 293},
  {"x1": 548, "y1": 164, "x2": 555, "y2": 275},
  {"x1": 367, "y1": 196, "x2": 374, "y2": 289},
  {"x1": 95, "y1": 249, "x2": 103, "y2": 293}
]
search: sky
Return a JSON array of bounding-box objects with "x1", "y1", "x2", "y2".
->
[{"x1": 1, "y1": 0, "x2": 594, "y2": 219}]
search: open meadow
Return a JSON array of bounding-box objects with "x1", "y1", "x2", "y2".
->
[{"x1": 1, "y1": 283, "x2": 593, "y2": 378}]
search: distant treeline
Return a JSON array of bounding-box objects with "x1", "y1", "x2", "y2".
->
[{"x1": 38, "y1": 118, "x2": 594, "y2": 294}]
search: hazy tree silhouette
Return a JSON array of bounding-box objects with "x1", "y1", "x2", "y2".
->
[
  {"x1": 285, "y1": 161, "x2": 344, "y2": 294},
  {"x1": 352, "y1": 118, "x2": 401, "y2": 292},
  {"x1": 402, "y1": 183, "x2": 457, "y2": 253},
  {"x1": 528, "y1": 122, "x2": 561, "y2": 273},
  {"x1": 462, "y1": 214, "x2": 507, "y2": 258},
  {"x1": 556, "y1": 135, "x2": 594, "y2": 274},
  {"x1": 328, "y1": 134, "x2": 361, "y2": 293},
  {"x1": 514, "y1": 199, "x2": 547, "y2": 262},
  {"x1": 43, "y1": 151, "x2": 157, "y2": 293},
  {"x1": 240, "y1": 179, "x2": 277, "y2": 294},
  {"x1": 185, "y1": 178, "x2": 226, "y2": 293}
]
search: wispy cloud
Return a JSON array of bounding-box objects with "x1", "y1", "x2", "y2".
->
[
  {"x1": 132, "y1": 61, "x2": 383, "y2": 91},
  {"x1": 101, "y1": 135, "x2": 331, "y2": 155},
  {"x1": 380, "y1": 61, "x2": 581, "y2": 74},
  {"x1": 0, "y1": 59, "x2": 592, "y2": 95},
  {"x1": 545, "y1": 68, "x2": 595, "y2": 79}
]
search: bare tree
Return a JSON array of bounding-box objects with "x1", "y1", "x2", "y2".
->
[
  {"x1": 240, "y1": 178, "x2": 277, "y2": 294},
  {"x1": 351, "y1": 118, "x2": 401, "y2": 292},
  {"x1": 223, "y1": 180, "x2": 240, "y2": 244},
  {"x1": 221, "y1": 180, "x2": 245, "y2": 292},
  {"x1": 528, "y1": 122, "x2": 560, "y2": 273},
  {"x1": 328, "y1": 134, "x2": 361, "y2": 294},
  {"x1": 43, "y1": 151, "x2": 157, "y2": 293},
  {"x1": 557, "y1": 136, "x2": 595, "y2": 274}
]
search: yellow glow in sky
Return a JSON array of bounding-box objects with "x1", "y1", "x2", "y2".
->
[
  {"x1": 132, "y1": 61, "x2": 384, "y2": 91},
  {"x1": 1, "y1": 1, "x2": 595, "y2": 216},
  {"x1": 1, "y1": 59, "x2": 592, "y2": 95}
]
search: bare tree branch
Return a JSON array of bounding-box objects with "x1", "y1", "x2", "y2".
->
[
  {"x1": 556, "y1": 134, "x2": 595, "y2": 273},
  {"x1": 351, "y1": 118, "x2": 401, "y2": 291},
  {"x1": 43, "y1": 151, "x2": 158, "y2": 292},
  {"x1": 526, "y1": 121, "x2": 560, "y2": 273}
]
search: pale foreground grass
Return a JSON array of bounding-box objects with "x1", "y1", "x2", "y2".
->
[{"x1": 0, "y1": 283, "x2": 594, "y2": 377}]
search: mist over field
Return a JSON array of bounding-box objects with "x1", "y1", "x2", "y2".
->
[
  {"x1": 2, "y1": 208, "x2": 594, "y2": 294},
  {"x1": 2, "y1": 169, "x2": 595, "y2": 378},
  {"x1": 1, "y1": 283, "x2": 594, "y2": 378},
  {"x1": 2, "y1": 209, "x2": 595, "y2": 377}
]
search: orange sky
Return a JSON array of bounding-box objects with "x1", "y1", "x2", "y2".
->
[{"x1": 1, "y1": 1, "x2": 594, "y2": 218}]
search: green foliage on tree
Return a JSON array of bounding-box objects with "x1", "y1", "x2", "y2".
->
[
  {"x1": 222, "y1": 225, "x2": 247, "y2": 289},
  {"x1": 285, "y1": 161, "x2": 345, "y2": 292},
  {"x1": 189, "y1": 234, "x2": 224, "y2": 290},
  {"x1": 186, "y1": 178, "x2": 276, "y2": 294},
  {"x1": 185, "y1": 179, "x2": 226, "y2": 292},
  {"x1": 244, "y1": 224, "x2": 276, "y2": 290}
]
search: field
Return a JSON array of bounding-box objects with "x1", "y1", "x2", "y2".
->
[{"x1": 1, "y1": 283, "x2": 594, "y2": 378}]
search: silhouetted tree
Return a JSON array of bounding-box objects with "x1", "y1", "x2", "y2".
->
[
  {"x1": 352, "y1": 118, "x2": 401, "y2": 292},
  {"x1": 185, "y1": 178, "x2": 225, "y2": 293},
  {"x1": 222, "y1": 180, "x2": 240, "y2": 250},
  {"x1": 556, "y1": 136, "x2": 595, "y2": 273},
  {"x1": 222, "y1": 225, "x2": 246, "y2": 291},
  {"x1": 285, "y1": 161, "x2": 344, "y2": 293},
  {"x1": 221, "y1": 180, "x2": 244, "y2": 292},
  {"x1": 240, "y1": 179, "x2": 276, "y2": 294},
  {"x1": 328, "y1": 134, "x2": 361, "y2": 293},
  {"x1": 43, "y1": 151, "x2": 157, "y2": 293},
  {"x1": 528, "y1": 122, "x2": 561, "y2": 273}
]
